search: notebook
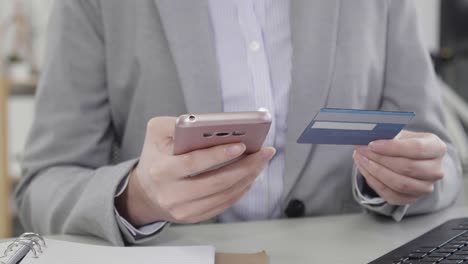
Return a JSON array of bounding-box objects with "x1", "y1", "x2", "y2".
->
[{"x1": 0, "y1": 233, "x2": 214, "y2": 264}]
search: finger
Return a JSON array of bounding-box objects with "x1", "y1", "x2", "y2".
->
[
  {"x1": 184, "y1": 183, "x2": 254, "y2": 224},
  {"x1": 159, "y1": 143, "x2": 248, "y2": 178},
  {"x1": 188, "y1": 183, "x2": 253, "y2": 223},
  {"x1": 355, "y1": 160, "x2": 418, "y2": 206},
  {"x1": 169, "y1": 171, "x2": 255, "y2": 223},
  {"x1": 354, "y1": 151, "x2": 434, "y2": 196},
  {"x1": 367, "y1": 133, "x2": 447, "y2": 160},
  {"x1": 145, "y1": 117, "x2": 177, "y2": 145},
  {"x1": 354, "y1": 146, "x2": 445, "y2": 181},
  {"x1": 173, "y1": 147, "x2": 275, "y2": 203}
]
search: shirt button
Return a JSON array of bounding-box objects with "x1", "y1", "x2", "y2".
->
[{"x1": 249, "y1": 41, "x2": 261, "y2": 52}]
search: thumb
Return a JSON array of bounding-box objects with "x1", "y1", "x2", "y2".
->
[
  {"x1": 395, "y1": 130, "x2": 432, "y2": 141},
  {"x1": 145, "y1": 116, "x2": 177, "y2": 146}
]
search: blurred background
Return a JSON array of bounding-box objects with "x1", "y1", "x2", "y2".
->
[{"x1": 0, "y1": 0, "x2": 467, "y2": 239}]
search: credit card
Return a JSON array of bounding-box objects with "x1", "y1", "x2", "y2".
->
[{"x1": 297, "y1": 108, "x2": 415, "y2": 145}]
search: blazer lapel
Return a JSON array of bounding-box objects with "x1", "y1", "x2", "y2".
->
[
  {"x1": 282, "y1": 0, "x2": 342, "y2": 202},
  {"x1": 154, "y1": 0, "x2": 223, "y2": 113}
]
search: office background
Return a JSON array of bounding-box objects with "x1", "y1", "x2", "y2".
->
[{"x1": 0, "y1": 0, "x2": 467, "y2": 239}]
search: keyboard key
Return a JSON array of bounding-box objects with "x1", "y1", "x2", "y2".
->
[
  {"x1": 408, "y1": 252, "x2": 427, "y2": 259},
  {"x1": 419, "y1": 256, "x2": 444, "y2": 262},
  {"x1": 415, "y1": 248, "x2": 437, "y2": 254},
  {"x1": 453, "y1": 225, "x2": 468, "y2": 230},
  {"x1": 428, "y1": 252, "x2": 451, "y2": 258},
  {"x1": 442, "y1": 246, "x2": 461, "y2": 250},
  {"x1": 447, "y1": 255, "x2": 468, "y2": 260},
  {"x1": 436, "y1": 248, "x2": 459, "y2": 253},
  {"x1": 447, "y1": 244, "x2": 465, "y2": 249},
  {"x1": 392, "y1": 257, "x2": 409, "y2": 263},
  {"x1": 438, "y1": 260, "x2": 463, "y2": 264}
]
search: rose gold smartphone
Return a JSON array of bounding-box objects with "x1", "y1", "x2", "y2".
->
[{"x1": 173, "y1": 111, "x2": 272, "y2": 155}]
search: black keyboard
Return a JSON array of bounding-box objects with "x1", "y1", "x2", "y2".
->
[{"x1": 370, "y1": 218, "x2": 468, "y2": 264}]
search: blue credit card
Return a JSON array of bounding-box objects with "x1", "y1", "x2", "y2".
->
[{"x1": 297, "y1": 108, "x2": 415, "y2": 145}]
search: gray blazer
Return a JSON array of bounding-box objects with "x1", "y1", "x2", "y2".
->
[{"x1": 15, "y1": 0, "x2": 462, "y2": 246}]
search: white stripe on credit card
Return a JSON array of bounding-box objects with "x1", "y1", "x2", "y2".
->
[{"x1": 312, "y1": 121, "x2": 376, "y2": 131}]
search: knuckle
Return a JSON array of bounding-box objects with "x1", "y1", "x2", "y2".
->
[
  {"x1": 400, "y1": 161, "x2": 416, "y2": 176},
  {"x1": 150, "y1": 166, "x2": 165, "y2": 183},
  {"x1": 433, "y1": 170, "x2": 445, "y2": 181},
  {"x1": 371, "y1": 153, "x2": 384, "y2": 164},
  {"x1": 424, "y1": 184, "x2": 435, "y2": 194},
  {"x1": 371, "y1": 181, "x2": 386, "y2": 194},
  {"x1": 210, "y1": 175, "x2": 229, "y2": 190},
  {"x1": 367, "y1": 161, "x2": 383, "y2": 177},
  {"x1": 181, "y1": 153, "x2": 198, "y2": 174},
  {"x1": 366, "y1": 176, "x2": 386, "y2": 195},
  {"x1": 394, "y1": 180, "x2": 411, "y2": 194},
  {"x1": 430, "y1": 134, "x2": 447, "y2": 156},
  {"x1": 220, "y1": 187, "x2": 237, "y2": 201},
  {"x1": 146, "y1": 118, "x2": 159, "y2": 132},
  {"x1": 413, "y1": 139, "x2": 427, "y2": 155},
  {"x1": 171, "y1": 209, "x2": 190, "y2": 222},
  {"x1": 439, "y1": 140, "x2": 448, "y2": 154}
]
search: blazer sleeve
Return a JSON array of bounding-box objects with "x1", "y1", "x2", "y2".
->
[
  {"x1": 357, "y1": 0, "x2": 463, "y2": 218},
  {"x1": 14, "y1": 0, "x2": 140, "y2": 246}
]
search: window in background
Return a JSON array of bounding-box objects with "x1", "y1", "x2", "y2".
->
[{"x1": 438, "y1": 0, "x2": 468, "y2": 100}]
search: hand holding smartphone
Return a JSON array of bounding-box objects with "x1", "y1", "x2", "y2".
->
[
  {"x1": 117, "y1": 114, "x2": 275, "y2": 227},
  {"x1": 173, "y1": 110, "x2": 272, "y2": 155}
]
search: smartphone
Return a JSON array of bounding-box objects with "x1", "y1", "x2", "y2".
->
[{"x1": 173, "y1": 110, "x2": 272, "y2": 155}]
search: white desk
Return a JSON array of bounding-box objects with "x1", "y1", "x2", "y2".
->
[{"x1": 46, "y1": 206, "x2": 468, "y2": 264}]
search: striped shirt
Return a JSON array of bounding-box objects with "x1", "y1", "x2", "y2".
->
[{"x1": 210, "y1": 0, "x2": 292, "y2": 221}]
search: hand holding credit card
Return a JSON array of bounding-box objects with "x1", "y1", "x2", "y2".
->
[
  {"x1": 297, "y1": 108, "x2": 415, "y2": 145},
  {"x1": 298, "y1": 108, "x2": 450, "y2": 207}
]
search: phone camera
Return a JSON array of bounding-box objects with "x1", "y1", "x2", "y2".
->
[{"x1": 188, "y1": 115, "x2": 196, "y2": 121}]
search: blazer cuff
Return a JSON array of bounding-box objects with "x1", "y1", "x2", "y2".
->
[
  {"x1": 114, "y1": 170, "x2": 169, "y2": 244},
  {"x1": 352, "y1": 163, "x2": 409, "y2": 221}
]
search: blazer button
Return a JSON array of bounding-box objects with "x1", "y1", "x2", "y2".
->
[{"x1": 285, "y1": 199, "x2": 305, "y2": 218}]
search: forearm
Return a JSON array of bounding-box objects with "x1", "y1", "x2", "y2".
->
[{"x1": 15, "y1": 160, "x2": 138, "y2": 246}]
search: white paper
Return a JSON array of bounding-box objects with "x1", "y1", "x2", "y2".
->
[{"x1": 0, "y1": 239, "x2": 215, "y2": 264}]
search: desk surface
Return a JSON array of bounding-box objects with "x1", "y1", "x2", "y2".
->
[{"x1": 46, "y1": 206, "x2": 468, "y2": 264}]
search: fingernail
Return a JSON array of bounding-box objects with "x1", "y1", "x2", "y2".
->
[
  {"x1": 355, "y1": 152, "x2": 369, "y2": 165},
  {"x1": 225, "y1": 144, "x2": 245, "y2": 156},
  {"x1": 262, "y1": 147, "x2": 276, "y2": 160},
  {"x1": 360, "y1": 154, "x2": 370, "y2": 165}
]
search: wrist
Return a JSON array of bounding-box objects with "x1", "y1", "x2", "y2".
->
[{"x1": 115, "y1": 167, "x2": 164, "y2": 227}]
